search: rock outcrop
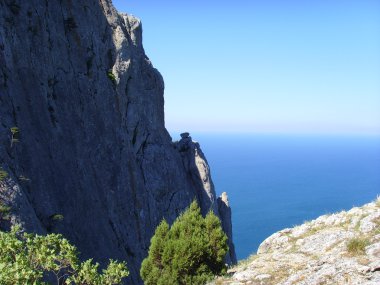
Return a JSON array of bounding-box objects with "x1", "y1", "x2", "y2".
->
[
  {"x1": 0, "y1": 1, "x2": 236, "y2": 283},
  {"x1": 212, "y1": 198, "x2": 380, "y2": 285},
  {"x1": 175, "y1": 133, "x2": 237, "y2": 265},
  {"x1": 217, "y1": 192, "x2": 237, "y2": 265}
]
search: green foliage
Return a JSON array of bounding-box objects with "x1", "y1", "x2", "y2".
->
[
  {"x1": 51, "y1": 214, "x2": 64, "y2": 221},
  {"x1": 107, "y1": 70, "x2": 117, "y2": 85},
  {"x1": 0, "y1": 167, "x2": 8, "y2": 181},
  {"x1": 141, "y1": 200, "x2": 228, "y2": 285},
  {"x1": 0, "y1": 204, "x2": 11, "y2": 214},
  {"x1": 346, "y1": 237, "x2": 369, "y2": 255},
  {"x1": 0, "y1": 202, "x2": 11, "y2": 220},
  {"x1": 10, "y1": 127, "x2": 19, "y2": 135},
  {"x1": 0, "y1": 226, "x2": 129, "y2": 284},
  {"x1": 10, "y1": 127, "x2": 20, "y2": 146},
  {"x1": 100, "y1": 260, "x2": 129, "y2": 285}
]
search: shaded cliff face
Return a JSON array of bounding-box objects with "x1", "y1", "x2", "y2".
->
[
  {"x1": 0, "y1": 0, "x2": 236, "y2": 283},
  {"x1": 176, "y1": 133, "x2": 237, "y2": 265}
]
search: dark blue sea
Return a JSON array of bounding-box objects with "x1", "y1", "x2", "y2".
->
[{"x1": 171, "y1": 133, "x2": 380, "y2": 260}]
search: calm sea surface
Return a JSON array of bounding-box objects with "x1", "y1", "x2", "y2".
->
[{"x1": 172, "y1": 133, "x2": 380, "y2": 260}]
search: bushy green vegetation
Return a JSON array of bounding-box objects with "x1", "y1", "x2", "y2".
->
[
  {"x1": 0, "y1": 202, "x2": 11, "y2": 221},
  {"x1": 107, "y1": 70, "x2": 117, "y2": 85},
  {"x1": 140, "y1": 200, "x2": 228, "y2": 285},
  {"x1": 0, "y1": 167, "x2": 8, "y2": 181},
  {"x1": 346, "y1": 237, "x2": 369, "y2": 255},
  {"x1": 0, "y1": 226, "x2": 129, "y2": 284}
]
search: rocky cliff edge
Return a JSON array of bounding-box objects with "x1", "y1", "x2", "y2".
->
[{"x1": 213, "y1": 198, "x2": 380, "y2": 285}]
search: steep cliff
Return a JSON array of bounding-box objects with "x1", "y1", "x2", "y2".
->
[
  {"x1": 212, "y1": 198, "x2": 380, "y2": 285},
  {"x1": 0, "y1": 0, "x2": 236, "y2": 283},
  {"x1": 176, "y1": 132, "x2": 236, "y2": 265}
]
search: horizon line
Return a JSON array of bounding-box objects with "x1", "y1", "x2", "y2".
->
[{"x1": 168, "y1": 130, "x2": 380, "y2": 137}]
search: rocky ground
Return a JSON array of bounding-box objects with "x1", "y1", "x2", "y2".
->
[{"x1": 212, "y1": 197, "x2": 380, "y2": 285}]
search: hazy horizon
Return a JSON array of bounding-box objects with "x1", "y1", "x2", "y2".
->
[
  {"x1": 169, "y1": 130, "x2": 380, "y2": 138},
  {"x1": 112, "y1": 0, "x2": 380, "y2": 136}
]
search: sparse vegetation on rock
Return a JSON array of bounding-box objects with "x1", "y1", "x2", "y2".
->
[
  {"x1": 51, "y1": 214, "x2": 64, "y2": 221},
  {"x1": 10, "y1": 127, "x2": 19, "y2": 147},
  {"x1": 347, "y1": 237, "x2": 370, "y2": 256},
  {"x1": 212, "y1": 197, "x2": 380, "y2": 285},
  {"x1": 0, "y1": 168, "x2": 8, "y2": 181},
  {"x1": 0, "y1": 202, "x2": 11, "y2": 221},
  {"x1": 107, "y1": 70, "x2": 117, "y2": 85}
]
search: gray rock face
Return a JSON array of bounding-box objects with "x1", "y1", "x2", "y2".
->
[
  {"x1": 0, "y1": 1, "x2": 236, "y2": 284},
  {"x1": 218, "y1": 192, "x2": 237, "y2": 265},
  {"x1": 175, "y1": 135, "x2": 237, "y2": 265},
  {"x1": 212, "y1": 198, "x2": 380, "y2": 285}
]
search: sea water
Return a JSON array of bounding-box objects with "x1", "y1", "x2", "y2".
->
[{"x1": 172, "y1": 133, "x2": 380, "y2": 260}]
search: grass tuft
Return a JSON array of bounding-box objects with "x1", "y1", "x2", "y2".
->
[{"x1": 346, "y1": 237, "x2": 369, "y2": 256}]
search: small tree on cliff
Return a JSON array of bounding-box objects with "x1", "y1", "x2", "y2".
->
[
  {"x1": 0, "y1": 226, "x2": 129, "y2": 284},
  {"x1": 140, "y1": 200, "x2": 228, "y2": 285}
]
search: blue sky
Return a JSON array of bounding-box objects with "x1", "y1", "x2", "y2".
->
[{"x1": 112, "y1": 0, "x2": 380, "y2": 135}]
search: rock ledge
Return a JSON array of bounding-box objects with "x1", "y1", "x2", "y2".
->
[{"x1": 212, "y1": 197, "x2": 380, "y2": 285}]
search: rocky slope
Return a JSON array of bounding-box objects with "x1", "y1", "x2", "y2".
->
[
  {"x1": 212, "y1": 198, "x2": 380, "y2": 285},
  {"x1": 0, "y1": 0, "x2": 236, "y2": 283}
]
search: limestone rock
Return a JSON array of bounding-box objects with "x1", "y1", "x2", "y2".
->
[
  {"x1": 175, "y1": 134, "x2": 237, "y2": 264},
  {"x1": 212, "y1": 198, "x2": 380, "y2": 285},
  {"x1": 0, "y1": 1, "x2": 235, "y2": 284},
  {"x1": 218, "y1": 192, "x2": 238, "y2": 264}
]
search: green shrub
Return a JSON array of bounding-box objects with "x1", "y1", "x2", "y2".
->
[
  {"x1": 51, "y1": 214, "x2": 64, "y2": 221},
  {"x1": 0, "y1": 168, "x2": 8, "y2": 181},
  {"x1": 0, "y1": 203, "x2": 11, "y2": 220},
  {"x1": 140, "y1": 200, "x2": 228, "y2": 285},
  {"x1": 10, "y1": 127, "x2": 19, "y2": 135},
  {"x1": 0, "y1": 204, "x2": 11, "y2": 214},
  {"x1": 346, "y1": 237, "x2": 369, "y2": 255},
  {"x1": 0, "y1": 226, "x2": 129, "y2": 284},
  {"x1": 107, "y1": 70, "x2": 117, "y2": 85},
  {"x1": 10, "y1": 127, "x2": 20, "y2": 146}
]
